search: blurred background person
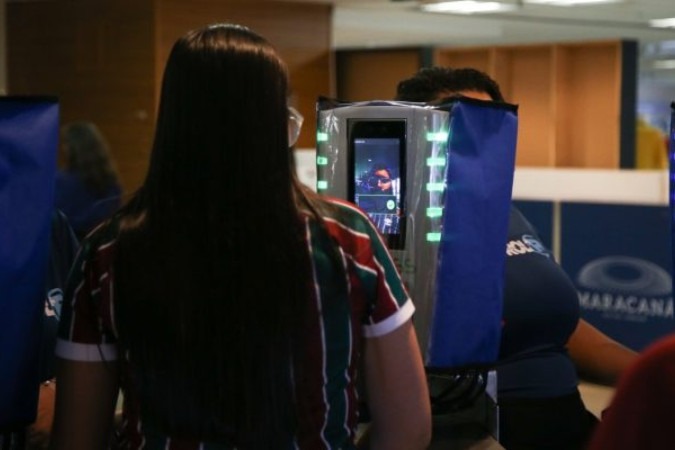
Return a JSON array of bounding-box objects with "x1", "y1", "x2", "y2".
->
[
  {"x1": 55, "y1": 121, "x2": 122, "y2": 238},
  {"x1": 587, "y1": 333, "x2": 675, "y2": 450},
  {"x1": 635, "y1": 116, "x2": 668, "y2": 170},
  {"x1": 28, "y1": 210, "x2": 79, "y2": 450},
  {"x1": 0, "y1": 210, "x2": 79, "y2": 450}
]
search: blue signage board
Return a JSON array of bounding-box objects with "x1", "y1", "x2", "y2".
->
[{"x1": 560, "y1": 202, "x2": 674, "y2": 351}]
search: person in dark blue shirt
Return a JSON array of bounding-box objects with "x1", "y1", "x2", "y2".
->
[
  {"x1": 396, "y1": 66, "x2": 638, "y2": 450},
  {"x1": 32, "y1": 211, "x2": 79, "y2": 449},
  {"x1": 1, "y1": 210, "x2": 79, "y2": 450}
]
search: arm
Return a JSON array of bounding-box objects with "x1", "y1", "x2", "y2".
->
[
  {"x1": 360, "y1": 320, "x2": 431, "y2": 450},
  {"x1": 567, "y1": 319, "x2": 637, "y2": 385},
  {"x1": 49, "y1": 358, "x2": 119, "y2": 450}
]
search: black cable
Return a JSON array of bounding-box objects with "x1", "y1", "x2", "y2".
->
[{"x1": 427, "y1": 368, "x2": 490, "y2": 415}]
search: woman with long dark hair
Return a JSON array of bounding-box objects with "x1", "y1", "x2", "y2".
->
[{"x1": 50, "y1": 24, "x2": 430, "y2": 449}]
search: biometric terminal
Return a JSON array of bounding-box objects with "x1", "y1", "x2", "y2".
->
[
  {"x1": 315, "y1": 100, "x2": 450, "y2": 357},
  {"x1": 348, "y1": 120, "x2": 406, "y2": 249}
]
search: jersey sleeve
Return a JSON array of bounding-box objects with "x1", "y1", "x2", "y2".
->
[
  {"x1": 55, "y1": 228, "x2": 118, "y2": 362},
  {"x1": 327, "y1": 200, "x2": 414, "y2": 338}
]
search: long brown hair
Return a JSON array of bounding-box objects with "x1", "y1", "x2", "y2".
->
[{"x1": 113, "y1": 24, "x2": 314, "y2": 447}]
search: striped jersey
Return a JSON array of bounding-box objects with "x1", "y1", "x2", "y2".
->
[{"x1": 55, "y1": 198, "x2": 414, "y2": 449}]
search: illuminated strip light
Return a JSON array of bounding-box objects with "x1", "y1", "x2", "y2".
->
[
  {"x1": 525, "y1": 0, "x2": 621, "y2": 4},
  {"x1": 426, "y1": 131, "x2": 449, "y2": 142},
  {"x1": 650, "y1": 18, "x2": 675, "y2": 28},
  {"x1": 422, "y1": 1, "x2": 517, "y2": 13},
  {"x1": 427, "y1": 157, "x2": 447, "y2": 167},
  {"x1": 426, "y1": 182, "x2": 446, "y2": 192},
  {"x1": 426, "y1": 232, "x2": 442, "y2": 242},
  {"x1": 317, "y1": 156, "x2": 329, "y2": 165},
  {"x1": 317, "y1": 132, "x2": 329, "y2": 142},
  {"x1": 317, "y1": 180, "x2": 328, "y2": 190},
  {"x1": 426, "y1": 207, "x2": 444, "y2": 218},
  {"x1": 653, "y1": 60, "x2": 675, "y2": 70}
]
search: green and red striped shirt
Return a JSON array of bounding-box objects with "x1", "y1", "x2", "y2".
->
[{"x1": 56, "y1": 198, "x2": 413, "y2": 449}]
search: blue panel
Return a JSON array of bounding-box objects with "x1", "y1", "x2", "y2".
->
[
  {"x1": 560, "y1": 202, "x2": 674, "y2": 351},
  {"x1": 0, "y1": 97, "x2": 59, "y2": 428},
  {"x1": 428, "y1": 99, "x2": 518, "y2": 368}
]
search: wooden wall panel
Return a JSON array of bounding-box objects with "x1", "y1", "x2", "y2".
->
[
  {"x1": 553, "y1": 46, "x2": 574, "y2": 167},
  {"x1": 7, "y1": 0, "x2": 156, "y2": 194},
  {"x1": 155, "y1": 0, "x2": 333, "y2": 149},
  {"x1": 7, "y1": 1, "x2": 331, "y2": 193},
  {"x1": 0, "y1": 0, "x2": 6, "y2": 94},
  {"x1": 433, "y1": 48, "x2": 491, "y2": 74},
  {"x1": 336, "y1": 49, "x2": 422, "y2": 102},
  {"x1": 500, "y1": 47, "x2": 555, "y2": 167},
  {"x1": 558, "y1": 43, "x2": 620, "y2": 168}
]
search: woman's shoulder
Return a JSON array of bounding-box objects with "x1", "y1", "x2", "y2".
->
[
  {"x1": 316, "y1": 197, "x2": 376, "y2": 235},
  {"x1": 318, "y1": 196, "x2": 370, "y2": 222},
  {"x1": 78, "y1": 215, "x2": 121, "y2": 257}
]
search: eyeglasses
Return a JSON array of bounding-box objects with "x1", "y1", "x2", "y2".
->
[
  {"x1": 288, "y1": 106, "x2": 304, "y2": 148},
  {"x1": 366, "y1": 175, "x2": 392, "y2": 188}
]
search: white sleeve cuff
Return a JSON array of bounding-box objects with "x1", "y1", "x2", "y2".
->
[{"x1": 362, "y1": 299, "x2": 415, "y2": 338}]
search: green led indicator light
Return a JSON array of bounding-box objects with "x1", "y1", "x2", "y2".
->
[
  {"x1": 317, "y1": 132, "x2": 329, "y2": 142},
  {"x1": 426, "y1": 232, "x2": 442, "y2": 242},
  {"x1": 426, "y1": 131, "x2": 449, "y2": 142},
  {"x1": 317, "y1": 180, "x2": 328, "y2": 190},
  {"x1": 426, "y1": 182, "x2": 445, "y2": 192},
  {"x1": 317, "y1": 156, "x2": 328, "y2": 165},
  {"x1": 427, "y1": 157, "x2": 446, "y2": 167},
  {"x1": 426, "y1": 207, "x2": 443, "y2": 218}
]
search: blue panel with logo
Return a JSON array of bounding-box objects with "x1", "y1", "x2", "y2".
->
[{"x1": 560, "y1": 202, "x2": 674, "y2": 351}]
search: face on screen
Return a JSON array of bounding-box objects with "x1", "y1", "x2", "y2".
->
[{"x1": 351, "y1": 132, "x2": 404, "y2": 244}]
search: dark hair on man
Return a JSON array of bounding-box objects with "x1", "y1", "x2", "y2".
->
[
  {"x1": 62, "y1": 121, "x2": 119, "y2": 194},
  {"x1": 395, "y1": 66, "x2": 505, "y2": 103},
  {"x1": 369, "y1": 162, "x2": 391, "y2": 176},
  {"x1": 113, "y1": 23, "x2": 330, "y2": 448}
]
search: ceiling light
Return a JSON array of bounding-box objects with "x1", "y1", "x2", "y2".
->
[
  {"x1": 524, "y1": 0, "x2": 623, "y2": 5},
  {"x1": 652, "y1": 59, "x2": 675, "y2": 70},
  {"x1": 650, "y1": 18, "x2": 675, "y2": 28},
  {"x1": 421, "y1": 0, "x2": 518, "y2": 14}
]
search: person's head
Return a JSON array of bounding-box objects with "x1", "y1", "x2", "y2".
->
[
  {"x1": 61, "y1": 121, "x2": 119, "y2": 193},
  {"x1": 369, "y1": 164, "x2": 393, "y2": 193},
  {"x1": 395, "y1": 66, "x2": 505, "y2": 103},
  {"x1": 115, "y1": 24, "x2": 312, "y2": 447},
  {"x1": 144, "y1": 23, "x2": 293, "y2": 213}
]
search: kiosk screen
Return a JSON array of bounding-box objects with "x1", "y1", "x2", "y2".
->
[{"x1": 348, "y1": 119, "x2": 406, "y2": 249}]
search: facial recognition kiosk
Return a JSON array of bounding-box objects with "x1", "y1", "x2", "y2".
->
[
  {"x1": 316, "y1": 99, "x2": 449, "y2": 354},
  {"x1": 315, "y1": 97, "x2": 519, "y2": 447}
]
